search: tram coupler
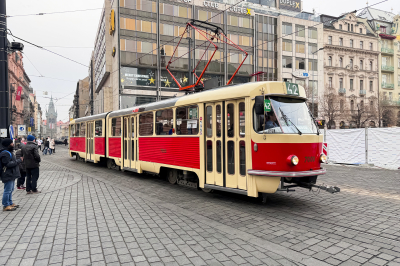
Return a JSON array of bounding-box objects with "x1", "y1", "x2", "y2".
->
[
  {"x1": 310, "y1": 184, "x2": 340, "y2": 194},
  {"x1": 277, "y1": 188, "x2": 296, "y2": 192}
]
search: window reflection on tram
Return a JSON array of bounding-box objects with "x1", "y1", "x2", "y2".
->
[{"x1": 253, "y1": 97, "x2": 318, "y2": 134}]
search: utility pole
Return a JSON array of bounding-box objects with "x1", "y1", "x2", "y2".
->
[{"x1": 0, "y1": 0, "x2": 9, "y2": 142}]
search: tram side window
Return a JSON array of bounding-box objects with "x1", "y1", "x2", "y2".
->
[
  {"x1": 139, "y1": 112, "x2": 154, "y2": 136},
  {"x1": 70, "y1": 125, "x2": 75, "y2": 137},
  {"x1": 112, "y1": 118, "x2": 122, "y2": 136},
  {"x1": 95, "y1": 120, "x2": 102, "y2": 137},
  {"x1": 206, "y1": 106, "x2": 212, "y2": 137},
  {"x1": 156, "y1": 109, "x2": 173, "y2": 135},
  {"x1": 216, "y1": 105, "x2": 221, "y2": 137},
  {"x1": 80, "y1": 123, "x2": 86, "y2": 137},
  {"x1": 176, "y1": 105, "x2": 198, "y2": 135},
  {"x1": 75, "y1": 124, "x2": 80, "y2": 137},
  {"x1": 239, "y1": 102, "x2": 245, "y2": 137}
]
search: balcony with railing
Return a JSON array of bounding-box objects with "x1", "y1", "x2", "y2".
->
[
  {"x1": 382, "y1": 82, "x2": 394, "y2": 89},
  {"x1": 359, "y1": 89, "x2": 366, "y2": 96},
  {"x1": 381, "y1": 65, "x2": 394, "y2": 72},
  {"x1": 338, "y1": 88, "x2": 346, "y2": 94},
  {"x1": 381, "y1": 47, "x2": 394, "y2": 54}
]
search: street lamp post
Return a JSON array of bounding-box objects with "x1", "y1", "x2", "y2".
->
[{"x1": 311, "y1": 47, "x2": 324, "y2": 116}]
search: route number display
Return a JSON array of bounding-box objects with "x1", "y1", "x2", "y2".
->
[
  {"x1": 264, "y1": 99, "x2": 271, "y2": 112},
  {"x1": 286, "y1": 82, "x2": 299, "y2": 96}
]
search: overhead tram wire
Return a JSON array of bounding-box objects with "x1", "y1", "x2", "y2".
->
[
  {"x1": 22, "y1": 52, "x2": 44, "y2": 77},
  {"x1": 7, "y1": 7, "x2": 104, "y2": 18},
  {"x1": 8, "y1": 33, "x2": 89, "y2": 68},
  {"x1": 28, "y1": 75, "x2": 78, "y2": 82},
  {"x1": 89, "y1": 0, "x2": 389, "y2": 105}
]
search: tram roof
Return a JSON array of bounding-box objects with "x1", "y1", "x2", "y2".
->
[{"x1": 73, "y1": 112, "x2": 110, "y2": 123}]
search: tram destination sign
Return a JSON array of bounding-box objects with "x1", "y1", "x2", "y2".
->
[
  {"x1": 264, "y1": 99, "x2": 271, "y2": 112},
  {"x1": 285, "y1": 82, "x2": 299, "y2": 96}
]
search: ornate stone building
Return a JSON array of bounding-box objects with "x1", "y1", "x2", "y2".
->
[
  {"x1": 45, "y1": 96, "x2": 58, "y2": 138},
  {"x1": 320, "y1": 11, "x2": 379, "y2": 128}
]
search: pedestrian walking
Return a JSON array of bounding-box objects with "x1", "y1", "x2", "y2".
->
[
  {"x1": 16, "y1": 147, "x2": 26, "y2": 190},
  {"x1": 0, "y1": 138, "x2": 22, "y2": 211},
  {"x1": 50, "y1": 139, "x2": 55, "y2": 154},
  {"x1": 43, "y1": 138, "x2": 50, "y2": 155},
  {"x1": 22, "y1": 135, "x2": 41, "y2": 194},
  {"x1": 37, "y1": 139, "x2": 42, "y2": 152},
  {"x1": 64, "y1": 139, "x2": 68, "y2": 146}
]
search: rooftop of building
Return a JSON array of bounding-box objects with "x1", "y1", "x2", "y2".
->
[{"x1": 357, "y1": 7, "x2": 396, "y2": 23}]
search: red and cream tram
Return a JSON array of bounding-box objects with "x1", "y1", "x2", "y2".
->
[{"x1": 69, "y1": 81, "x2": 338, "y2": 197}]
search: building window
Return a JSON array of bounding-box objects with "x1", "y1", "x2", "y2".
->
[
  {"x1": 398, "y1": 58, "x2": 400, "y2": 68},
  {"x1": 339, "y1": 38, "x2": 343, "y2": 46},
  {"x1": 369, "y1": 81, "x2": 373, "y2": 91},
  {"x1": 339, "y1": 57, "x2": 343, "y2": 67},
  {"x1": 360, "y1": 41, "x2": 363, "y2": 49},
  {"x1": 360, "y1": 28, "x2": 362, "y2": 34},
  {"x1": 139, "y1": 113, "x2": 154, "y2": 136},
  {"x1": 369, "y1": 42, "x2": 373, "y2": 51},
  {"x1": 348, "y1": 24, "x2": 350, "y2": 31},
  {"x1": 389, "y1": 92, "x2": 392, "y2": 100},
  {"x1": 282, "y1": 39, "x2": 292, "y2": 52},
  {"x1": 282, "y1": 56, "x2": 292, "y2": 68},
  {"x1": 350, "y1": 39, "x2": 353, "y2": 48},
  {"x1": 295, "y1": 25, "x2": 305, "y2": 37},
  {"x1": 360, "y1": 60, "x2": 363, "y2": 70},
  {"x1": 370, "y1": 61, "x2": 373, "y2": 71},
  {"x1": 381, "y1": 26, "x2": 386, "y2": 33},
  {"x1": 350, "y1": 79, "x2": 354, "y2": 90},
  {"x1": 328, "y1": 77, "x2": 332, "y2": 87},
  {"x1": 176, "y1": 105, "x2": 199, "y2": 135},
  {"x1": 351, "y1": 24, "x2": 353, "y2": 32},
  {"x1": 350, "y1": 100, "x2": 354, "y2": 111},
  {"x1": 296, "y1": 58, "x2": 305, "y2": 70},
  {"x1": 340, "y1": 100, "x2": 344, "y2": 112},
  {"x1": 328, "y1": 56, "x2": 332, "y2": 66},
  {"x1": 350, "y1": 59, "x2": 353, "y2": 68},
  {"x1": 155, "y1": 109, "x2": 173, "y2": 135},
  {"x1": 308, "y1": 59, "x2": 317, "y2": 71},
  {"x1": 339, "y1": 25, "x2": 342, "y2": 30},
  {"x1": 111, "y1": 117, "x2": 122, "y2": 137},
  {"x1": 282, "y1": 23, "x2": 292, "y2": 35},
  {"x1": 328, "y1": 36, "x2": 332, "y2": 45},
  {"x1": 309, "y1": 43, "x2": 317, "y2": 55},
  {"x1": 360, "y1": 80, "x2": 364, "y2": 90},
  {"x1": 308, "y1": 27, "x2": 318, "y2": 39},
  {"x1": 295, "y1": 42, "x2": 305, "y2": 53},
  {"x1": 339, "y1": 78, "x2": 343, "y2": 89}
]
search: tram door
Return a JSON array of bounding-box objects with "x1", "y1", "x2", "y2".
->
[
  {"x1": 130, "y1": 116, "x2": 136, "y2": 170},
  {"x1": 86, "y1": 122, "x2": 94, "y2": 161},
  {"x1": 225, "y1": 100, "x2": 247, "y2": 190},
  {"x1": 123, "y1": 116, "x2": 137, "y2": 170},
  {"x1": 205, "y1": 102, "x2": 224, "y2": 186},
  {"x1": 123, "y1": 117, "x2": 130, "y2": 169}
]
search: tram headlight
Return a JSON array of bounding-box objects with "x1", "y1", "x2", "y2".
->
[
  {"x1": 291, "y1": 155, "x2": 299, "y2": 166},
  {"x1": 320, "y1": 154, "x2": 327, "y2": 163}
]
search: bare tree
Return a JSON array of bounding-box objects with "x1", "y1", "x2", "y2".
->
[
  {"x1": 319, "y1": 87, "x2": 342, "y2": 129},
  {"x1": 349, "y1": 102, "x2": 376, "y2": 128},
  {"x1": 376, "y1": 92, "x2": 397, "y2": 127}
]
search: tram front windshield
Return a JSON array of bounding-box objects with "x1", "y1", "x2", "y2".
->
[{"x1": 254, "y1": 97, "x2": 319, "y2": 134}]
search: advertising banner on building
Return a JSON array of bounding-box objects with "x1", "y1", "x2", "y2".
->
[
  {"x1": 16, "y1": 86, "x2": 22, "y2": 101},
  {"x1": 279, "y1": 0, "x2": 301, "y2": 11}
]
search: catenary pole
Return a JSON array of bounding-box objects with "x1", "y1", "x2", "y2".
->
[{"x1": 0, "y1": 0, "x2": 9, "y2": 144}]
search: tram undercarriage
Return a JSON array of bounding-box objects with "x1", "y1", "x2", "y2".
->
[{"x1": 280, "y1": 176, "x2": 340, "y2": 194}]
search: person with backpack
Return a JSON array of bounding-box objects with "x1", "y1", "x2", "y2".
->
[
  {"x1": 16, "y1": 146, "x2": 26, "y2": 190},
  {"x1": 0, "y1": 138, "x2": 23, "y2": 211},
  {"x1": 22, "y1": 135, "x2": 41, "y2": 194}
]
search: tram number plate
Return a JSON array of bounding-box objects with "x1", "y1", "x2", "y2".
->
[
  {"x1": 264, "y1": 99, "x2": 271, "y2": 112},
  {"x1": 286, "y1": 82, "x2": 299, "y2": 96}
]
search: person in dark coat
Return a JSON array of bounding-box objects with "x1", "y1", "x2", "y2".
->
[
  {"x1": 15, "y1": 147, "x2": 26, "y2": 190},
  {"x1": 64, "y1": 139, "x2": 68, "y2": 146},
  {"x1": 22, "y1": 135, "x2": 41, "y2": 194},
  {"x1": 0, "y1": 138, "x2": 22, "y2": 211}
]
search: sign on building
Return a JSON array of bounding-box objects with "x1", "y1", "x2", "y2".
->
[
  {"x1": 279, "y1": 0, "x2": 301, "y2": 11},
  {"x1": 18, "y1": 125, "x2": 26, "y2": 136}
]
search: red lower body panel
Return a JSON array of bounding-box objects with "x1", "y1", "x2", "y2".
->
[
  {"x1": 251, "y1": 141, "x2": 322, "y2": 172},
  {"x1": 70, "y1": 137, "x2": 85, "y2": 153},
  {"x1": 95, "y1": 137, "x2": 105, "y2": 155},
  {"x1": 139, "y1": 137, "x2": 200, "y2": 169},
  {"x1": 109, "y1": 137, "x2": 121, "y2": 158}
]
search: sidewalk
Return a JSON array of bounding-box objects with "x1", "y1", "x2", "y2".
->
[{"x1": 0, "y1": 146, "x2": 301, "y2": 266}]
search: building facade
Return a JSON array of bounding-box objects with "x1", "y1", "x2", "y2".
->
[
  {"x1": 72, "y1": 77, "x2": 90, "y2": 118},
  {"x1": 278, "y1": 13, "x2": 323, "y2": 116},
  {"x1": 320, "y1": 12, "x2": 379, "y2": 128},
  {"x1": 92, "y1": 0, "x2": 315, "y2": 114}
]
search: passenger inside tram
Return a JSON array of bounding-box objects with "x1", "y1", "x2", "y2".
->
[{"x1": 265, "y1": 111, "x2": 278, "y2": 129}]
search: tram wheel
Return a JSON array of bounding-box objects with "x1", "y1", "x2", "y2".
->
[
  {"x1": 167, "y1": 170, "x2": 178, "y2": 184},
  {"x1": 201, "y1": 188, "x2": 213, "y2": 193},
  {"x1": 106, "y1": 159, "x2": 113, "y2": 169},
  {"x1": 75, "y1": 154, "x2": 79, "y2": 161}
]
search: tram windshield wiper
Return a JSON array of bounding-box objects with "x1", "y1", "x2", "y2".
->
[{"x1": 279, "y1": 107, "x2": 302, "y2": 135}]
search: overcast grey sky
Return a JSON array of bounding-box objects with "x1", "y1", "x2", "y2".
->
[{"x1": 6, "y1": 0, "x2": 398, "y2": 122}]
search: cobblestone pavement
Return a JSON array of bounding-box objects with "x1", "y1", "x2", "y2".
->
[{"x1": 0, "y1": 146, "x2": 399, "y2": 266}]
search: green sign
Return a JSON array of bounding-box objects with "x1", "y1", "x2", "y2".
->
[
  {"x1": 286, "y1": 82, "x2": 299, "y2": 96},
  {"x1": 264, "y1": 99, "x2": 271, "y2": 112}
]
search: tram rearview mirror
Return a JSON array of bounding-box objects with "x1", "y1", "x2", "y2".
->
[{"x1": 255, "y1": 96, "x2": 264, "y2": 115}]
